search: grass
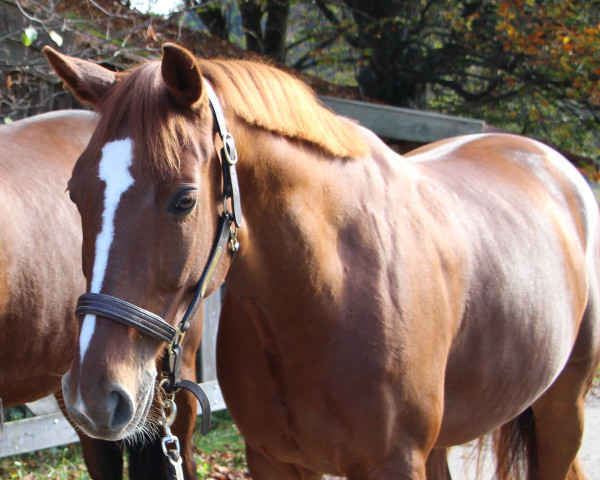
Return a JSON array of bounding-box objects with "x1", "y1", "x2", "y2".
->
[
  {"x1": 192, "y1": 411, "x2": 248, "y2": 479},
  {"x1": 0, "y1": 444, "x2": 91, "y2": 480},
  {"x1": 0, "y1": 411, "x2": 248, "y2": 480}
]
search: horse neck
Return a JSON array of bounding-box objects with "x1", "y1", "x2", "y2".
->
[
  {"x1": 225, "y1": 124, "x2": 347, "y2": 308},
  {"x1": 222, "y1": 121, "x2": 407, "y2": 342}
]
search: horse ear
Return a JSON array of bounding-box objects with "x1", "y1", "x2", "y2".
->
[
  {"x1": 43, "y1": 46, "x2": 117, "y2": 106},
  {"x1": 161, "y1": 43, "x2": 204, "y2": 108}
]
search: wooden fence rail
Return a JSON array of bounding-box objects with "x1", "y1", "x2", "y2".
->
[
  {"x1": 0, "y1": 99, "x2": 486, "y2": 458},
  {"x1": 318, "y1": 96, "x2": 485, "y2": 143}
]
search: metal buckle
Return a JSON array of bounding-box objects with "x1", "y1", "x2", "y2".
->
[
  {"x1": 167, "y1": 328, "x2": 186, "y2": 356},
  {"x1": 223, "y1": 133, "x2": 238, "y2": 165},
  {"x1": 161, "y1": 431, "x2": 184, "y2": 478}
]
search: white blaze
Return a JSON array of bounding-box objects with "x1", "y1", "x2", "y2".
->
[{"x1": 79, "y1": 138, "x2": 135, "y2": 363}]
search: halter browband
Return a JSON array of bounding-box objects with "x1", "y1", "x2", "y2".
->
[{"x1": 74, "y1": 81, "x2": 241, "y2": 435}]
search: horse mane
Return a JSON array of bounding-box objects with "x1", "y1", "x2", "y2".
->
[
  {"x1": 92, "y1": 57, "x2": 369, "y2": 174},
  {"x1": 197, "y1": 58, "x2": 370, "y2": 160}
]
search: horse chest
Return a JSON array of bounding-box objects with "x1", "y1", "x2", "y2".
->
[{"x1": 219, "y1": 297, "x2": 420, "y2": 473}]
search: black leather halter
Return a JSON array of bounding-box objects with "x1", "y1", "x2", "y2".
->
[{"x1": 74, "y1": 80, "x2": 241, "y2": 435}]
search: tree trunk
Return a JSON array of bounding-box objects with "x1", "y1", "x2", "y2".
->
[
  {"x1": 264, "y1": 0, "x2": 290, "y2": 62},
  {"x1": 239, "y1": 0, "x2": 264, "y2": 54},
  {"x1": 187, "y1": 1, "x2": 230, "y2": 41}
]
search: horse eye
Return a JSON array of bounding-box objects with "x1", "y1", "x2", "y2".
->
[{"x1": 170, "y1": 189, "x2": 197, "y2": 215}]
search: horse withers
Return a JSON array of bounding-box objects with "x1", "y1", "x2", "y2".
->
[
  {"x1": 0, "y1": 110, "x2": 203, "y2": 480},
  {"x1": 44, "y1": 43, "x2": 600, "y2": 479}
]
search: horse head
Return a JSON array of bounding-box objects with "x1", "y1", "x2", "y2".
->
[{"x1": 44, "y1": 44, "x2": 235, "y2": 441}]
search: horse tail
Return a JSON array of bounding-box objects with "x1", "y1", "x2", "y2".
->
[{"x1": 491, "y1": 407, "x2": 538, "y2": 480}]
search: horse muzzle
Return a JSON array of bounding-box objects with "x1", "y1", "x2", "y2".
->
[{"x1": 62, "y1": 358, "x2": 156, "y2": 441}]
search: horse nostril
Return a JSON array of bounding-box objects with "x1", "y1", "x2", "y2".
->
[{"x1": 107, "y1": 388, "x2": 134, "y2": 432}]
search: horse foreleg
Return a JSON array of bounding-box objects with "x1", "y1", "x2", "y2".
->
[
  {"x1": 79, "y1": 435, "x2": 124, "y2": 480},
  {"x1": 55, "y1": 390, "x2": 124, "y2": 479},
  {"x1": 425, "y1": 448, "x2": 452, "y2": 479}
]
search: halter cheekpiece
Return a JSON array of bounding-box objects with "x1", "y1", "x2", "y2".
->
[{"x1": 74, "y1": 80, "x2": 241, "y2": 453}]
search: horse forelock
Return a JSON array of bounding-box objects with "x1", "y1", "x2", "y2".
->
[{"x1": 93, "y1": 61, "x2": 198, "y2": 176}]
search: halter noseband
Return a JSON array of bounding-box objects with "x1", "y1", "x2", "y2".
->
[{"x1": 74, "y1": 80, "x2": 241, "y2": 437}]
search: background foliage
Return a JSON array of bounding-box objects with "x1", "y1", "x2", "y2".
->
[
  {"x1": 1, "y1": 0, "x2": 598, "y2": 172},
  {"x1": 188, "y1": 0, "x2": 600, "y2": 175}
]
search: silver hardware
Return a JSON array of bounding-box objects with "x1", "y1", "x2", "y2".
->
[
  {"x1": 158, "y1": 391, "x2": 184, "y2": 480},
  {"x1": 223, "y1": 133, "x2": 238, "y2": 165}
]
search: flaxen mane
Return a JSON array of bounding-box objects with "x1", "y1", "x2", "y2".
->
[
  {"x1": 197, "y1": 58, "x2": 370, "y2": 159},
  {"x1": 92, "y1": 57, "x2": 369, "y2": 174}
]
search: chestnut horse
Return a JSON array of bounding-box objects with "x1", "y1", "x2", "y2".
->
[
  {"x1": 0, "y1": 110, "x2": 203, "y2": 479},
  {"x1": 44, "y1": 43, "x2": 600, "y2": 479}
]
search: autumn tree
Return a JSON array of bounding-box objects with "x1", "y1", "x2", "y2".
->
[
  {"x1": 3, "y1": 0, "x2": 599, "y2": 168},
  {"x1": 484, "y1": 0, "x2": 600, "y2": 170},
  {"x1": 203, "y1": 0, "x2": 600, "y2": 167},
  {"x1": 309, "y1": 0, "x2": 600, "y2": 160}
]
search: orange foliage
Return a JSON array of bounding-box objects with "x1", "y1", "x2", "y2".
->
[{"x1": 494, "y1": 0, "x2": 600, "y2": 108}]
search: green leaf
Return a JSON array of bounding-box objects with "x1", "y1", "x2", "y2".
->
[{"x1": 21, "y1": 26, "x2": 37, "y2": 47}]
